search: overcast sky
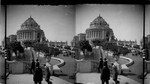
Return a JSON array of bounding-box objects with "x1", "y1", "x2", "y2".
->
[
  {"x1": 0, "y1": 5, "x2": 5, "y2": 45},
  {"x1": 7, "y1": 5, "x2": 75, "y2": 45},
  {"x1": 4, "y1": 5, "x2": 145, "y2": 45},
  {"x1": 145, "y1": 5, "x2": 150, "y2": 36},
  {"x1": 76, "y1": 4, "x2": 143, "y2": 45}
]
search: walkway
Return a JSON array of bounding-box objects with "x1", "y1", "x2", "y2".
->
[
  {"x1": 145, "y1": 73, "x2": 150, "y2": 84},
  {"x1": 76, "y1": 73, "x2": 140, "y2": 84},
  {"x1": 7, "y1": 74, "x2": 72, "y2": 84}
]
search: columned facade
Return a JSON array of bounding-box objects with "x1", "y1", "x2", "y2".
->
[
  {"x1": 17, "y1": 16, "x2": 45, "y2": 43},
  {"x1": 86, "y1": 15, "x2": 114, "y2": 42}
]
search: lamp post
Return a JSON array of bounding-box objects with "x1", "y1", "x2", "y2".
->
[
  {"x1": 4, "y1": 56, "x2": 7, "y2": 84},
  {"x1": 142, "y1": 5, "x2": 145, "y2": 84}
]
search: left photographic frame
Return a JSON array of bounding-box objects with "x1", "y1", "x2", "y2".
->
[{"x1": 0, "y1": 5, "x2": 6, "y2": 84}]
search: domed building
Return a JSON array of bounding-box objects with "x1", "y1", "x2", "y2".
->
[
  {"x1": 17, "y1": 16, "x2": 46, "y2": 43},
  {"x1": 86, "y1": 15, "x2": 114, "y2": 42}
]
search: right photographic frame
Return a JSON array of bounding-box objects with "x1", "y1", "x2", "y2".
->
[{"x1": 144, "y1": 5, "x2": 150, "y2": 84}]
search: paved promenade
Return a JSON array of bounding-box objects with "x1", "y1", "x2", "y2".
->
[
  {"x1": 7, "y1": 73, "x2": 141, "y2": 84},
  {"x1": 76, "y1": 73, "x2": 140, "y2": 84},
  {"x1": 7, "y1": 74, "x2": 72, "y2": 84},
  {"x1": 145, "y1": 73, "x2": 150, "y2": 84}
]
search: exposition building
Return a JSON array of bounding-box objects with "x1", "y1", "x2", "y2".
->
[
  {"x1": 86, "y1": 15, "x2": 114, "y2": 42},
  {"x1": 16, "y1": 16, "x2": 46, "y2": 43},
  {"x1": 71, "y1": 15, "x2": 115, "y2": 47}
]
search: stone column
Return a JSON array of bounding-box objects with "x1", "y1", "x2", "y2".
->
[
  {"x1": 99, "y1": 31, "x2": 101, "y2": 39},
  {"x1": 100, "y1": 31, "x2": 102, "y2": 39},
  {"x1": 96, "y1": 31, "x2": 98, "y2": 38},
  {"x1": 90, "y1": 31, "x2": 91, "y2": 38},
  {"x1": 28, "y1": 32, "x2": 29, "y2": 40},
  {"x1": 32, "y1": 32, "x2": 34, "y2": 40},
  {"x1": 34, "y1": 31, "x2": 36, "y2": 40},
  {"x1": 23, "y1": 32, "x2": 24, "y2": 40},
  {"x1": 92, "y1": 31, "x2": 94, "y2": 38},
  {"x1": 30, "y1": 32, "x2": 31, "y2": 40},
  {"x1": 27, "y1": 32, "x2": 28, "y2": 40},
  {"x1": 95, "y1": 31, "x2": 97, "y2": 38},
  {"x1": 26, "y1": 32, "x2": 27, "y2": 40},
  {"x1": 91, "y1": 31, "x2": 92, "y2": 38},
  {"x1": 98, "y1": 31, "x2": 99, "y2": 39},
  {"x1": 25, "y1": 32, "x2": 26, "y2": 40},
  {"x1": 94, "y1": 31, "x2": 96, "y2": 38},
  {"x1": 23, "y1": 32, "x2": 25, "y2": 40},
  {"x1": 102, "y1": 30, "x2": 104, "y2": 39},
  {"x1": 27, "y1": 32, "x2": 29, "y2": 40},
  {"x1": 92, "y1": 31, "x2": 93, "y2": 38},
  {"x1": 95, "y1": 31, "x2": 96, "y2": 38},
  {"x1": 22, "y1": 33, "x2": 23, "y2": 40},
  {"x1": 104, "y1": 30, "x2": 106, "y2": 39},
  {"x1": 29, "y1": 32, "x2": 31, "y2": 40},
  {"x1": 93, "y1": 31, "x2": 94, "y2": 38},
  {"x1": 89, "y1": 31, "x2": 91, "y2": 38},
  {"x1": 24, "y1": 32, "x2": 25, "y2": 40},
  {"x1": 31, "y1": 32, "x2": 32, "y2": 40}
]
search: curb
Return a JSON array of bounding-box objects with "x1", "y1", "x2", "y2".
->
[
  {"x1": 120, "y1": 56, "x2": 134, "y2": 67},
  {"x1": 51, "y1": 57, "x2": 65, "y2": 67}
]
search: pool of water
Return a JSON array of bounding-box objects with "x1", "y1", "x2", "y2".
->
[
  {"x1": 107, "y1": 56, "x2": 129, "y2": 65},
  {"x1": 38, "y1": 57, "x2": 60, "y2": 65}
]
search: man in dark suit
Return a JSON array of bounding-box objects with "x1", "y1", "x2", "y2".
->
[
  {"x1": 98, "y1": 58, "x2": 103, "y2": 73},
  {"x1": 36, "y1": 59, "x2": 40, "y2": 67},
  {"x1": 101, "y1": 61, "x2": 110, "y2": 84},
  {"x1": 31, "y1": 59, "x2": 35, "y2": 74},
  {"x1": 33, "y1": 62, "x2": 43, "y2": 84},
  {"x1": 103, "y1": 58, "x2": 108, "y2": 67}
]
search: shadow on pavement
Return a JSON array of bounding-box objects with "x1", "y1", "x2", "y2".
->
[
  {"x1": 121, "y1": 72, "x2": 136, "y2": 76},
  {"x1": 53, "y1": 73, "x2": 68, "y2": 77}
]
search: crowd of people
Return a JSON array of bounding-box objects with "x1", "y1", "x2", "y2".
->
[
  {"x1": 98, "y1": 57, "x2": 120, "y2": 84},
  {"x1": 30, "y1": 57, "x2": 53, "y2": 84}
]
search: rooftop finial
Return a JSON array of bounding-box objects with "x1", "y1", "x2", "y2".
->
[{"x1": 30, "y1": 15, "x2": 32, "y2": 18}]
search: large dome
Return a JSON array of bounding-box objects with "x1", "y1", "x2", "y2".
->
[
  {"x1": 90, "y1": 15, "x2": 109, "y2": 28},
  {"x1": 16, "y1": 16, "x2": 46, "y2": 43},
  {"x1": 20, "y1": 16, "x2": 40, "y2": 30},
  {"x1": 86, "y1": 15, "x2": 114, "y2": 42}
]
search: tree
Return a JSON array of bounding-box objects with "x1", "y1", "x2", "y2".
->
[
  {"x1": 7, "y1": 41, "x2": 24, "y2": 60},
  {"x1": 64, "y1": 46, "x2": 71, "y2": 50},
  {"x1": 91, "y1": 39, "x2": 104, "y2": 47},
  {"x1": 23, "y1": 41, "x2": 33, "y2": 47},
  {"x1": 79, "y1": 40, "x2": 92, "y2": 55},
  {"x1": 33, "y1": 43, "x2": 49, "y2": 54},
  {"x1": 133, "y1": 45, "x2": 140, "y2": 49}
]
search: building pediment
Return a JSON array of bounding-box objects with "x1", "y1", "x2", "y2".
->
[
  {"x1": 90, "y1": 15, "x2": 109, "y2": 28},
  {"x1": 20, "y1": 16, "x2": 40, "y2": 30}
]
